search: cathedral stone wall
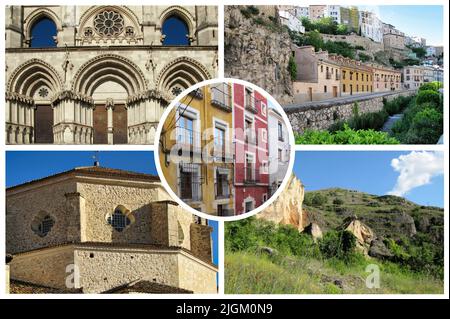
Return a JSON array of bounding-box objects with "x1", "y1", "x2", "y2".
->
[
  {"x1": 5, "y1": 5, "x2": 218, "y2": 145},
  {"x1": 6, "y1": 179, "x2": 79, "y2": 254},
  {"x1": 177, "y1": 253, "x2": 217, "y2": 294},
  {"x1": 9, "y1": 245, "x2": 75, "y2": 289},
  {"x1": 74, "y1": 246, "x2": 180, "y2": 293}
]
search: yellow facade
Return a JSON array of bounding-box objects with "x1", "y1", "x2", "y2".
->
[
  {"x1": 329, "y1": 54, "x2": 373, "y2": 96},
  {"x1": 159, "y1": 84, "x2": 234, "y2": 216}
]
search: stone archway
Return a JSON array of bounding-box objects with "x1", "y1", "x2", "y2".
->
[
  {"x1": 156, "y1": 56, "x2": 211, "y2": 99},
  {"x1": 6, "y1": 59, "x2": 63, "y2": 144},
  {"x1": 71, "y1": 54, "x2": 148, "y2": 144}
]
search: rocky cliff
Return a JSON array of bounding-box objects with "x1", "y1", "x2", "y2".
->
[
  {"x1": 224, "y1": 6, "x2": 294, "y2": 104},
  {"x1": 257, "y1": 173, "x2": 319, "y2": 234}
]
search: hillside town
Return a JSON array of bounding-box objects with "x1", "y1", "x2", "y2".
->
[
  {"x1": 225, "y1": 5, "x2": 444, "y2": 144},
  {"x1": 278, "y1": 5, "x2": 443, "y2": 102}
]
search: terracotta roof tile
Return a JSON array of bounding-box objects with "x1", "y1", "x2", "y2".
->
[{"x1": 7, "y1": 165, "x2": 160, "y2": 191}]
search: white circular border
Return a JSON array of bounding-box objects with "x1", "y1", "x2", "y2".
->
[{"x1": 154, "y1": 78, "x2": 296, "y2": 222}]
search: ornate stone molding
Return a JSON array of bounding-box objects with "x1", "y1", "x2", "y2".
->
[{"x1": 7, "y1": 58, "x2": 63, "y2": 94}]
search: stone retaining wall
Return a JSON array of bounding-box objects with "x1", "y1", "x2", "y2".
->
[{"x1": 285, "y1": 90, "x2": 417, "y2": 133}]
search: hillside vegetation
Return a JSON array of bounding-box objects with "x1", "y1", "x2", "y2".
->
[{"x1": 225, "y1": 188, "x2": 444, "y2": 294}]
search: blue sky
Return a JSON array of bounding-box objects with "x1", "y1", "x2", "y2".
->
[
  {"x1": 294, "y1": 151, "x2": 444, "y2": 207},
  {"x1": 359, "y1": 5, "x2": 443, "y2": 46},
  {"x1": 6, "y1": 151, "x2": 219, "y2": 266}
]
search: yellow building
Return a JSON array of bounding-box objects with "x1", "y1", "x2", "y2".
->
[
  {"x1": 159, "y1": 83, "x2": 234, "y2": 216},
  {"x1": 329, "y1": 54, "x2": 373, "y2": 96},
  {"x1": 368, "y1": 64, "x2": 402, "y2": 92}
]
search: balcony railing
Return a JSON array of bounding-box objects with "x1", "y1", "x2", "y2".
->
[
  {"x1": 326, "y1": 71, "x2": 332, "y2": 80},
  {"x1": 245, "y1": 103, "x2": 258, "y2": 114},
  {"x1": 243, "y1": 168, "x2": 261, "y2": 184},
  {"x1": 335, "y1": 73, "x2": 341, "y2": 80},
  {"x1": 215, "y1": 181, "x2": 232, "y2": 199},
  {"x1": 245, "y1": 131, "x2": 257, "y2": 144},
  {"x1": 178, "y1": 163, "x2": 203, "y2": 202},
  {"x1": 218, "y1": 209, "x2": 234, "y2": 217},
  {"x1": 175, "y1": 126, "x2": 201, "y2": 154}
]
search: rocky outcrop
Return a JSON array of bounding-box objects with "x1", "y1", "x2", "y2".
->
[
  {"x1": 257, "y1": 173, "x2": 309, "y2": 231},
  {"x1": 224, "y1": 6, "x2": 294, "y2": 104},
  {"x1": 340, "y1": 215, "x2": 375, "y2": 254},
  {"x1": 303, "y1": 223, "x2": 323, "y2": 242},
  {"x1": 369, "y1": 238, "x2": 393, "y2": 260}
]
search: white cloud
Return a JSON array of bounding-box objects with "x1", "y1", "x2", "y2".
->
[{"x1": 387, "y1": 151, "x2": 444, "y2": 197}]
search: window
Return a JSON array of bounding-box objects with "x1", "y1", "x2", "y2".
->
[
  {"x1": 179, "y1": 163, "x2": 201, "y2": 201},
  {"x1": 107, "y1": 207, "x2": 132, "y2": 232},
  {"x1": 94, "y1": 10, "x2": 124, "y2": 37},
  {"x1": 262, "y1": 194, "x2": 268, "y2": 202},
  {"x1": 278, "y1": 122, "x2": 284, "y2": 141},
  {"x1": 162, "y1": 15, "x2": 190, "y2": 45},
  {"x1": 245, "y1": 87, "x2": 254, "y2": 110},
  {"x1": 178, "y1": 114, "x2": 194, "y2": 147},
  {"x1": 261, "y1": 102, "x2": 267, "y2": 116},
  {"x1": 343, "y1": 84, "x2": 346, "y2": 92},
  {"x1": 31, "y1": 213, "x2": 55, "y2": 237},
  {"x1": 321, "y1": 65, "x2": 324, "y2": 72},
  {"x1": 324, "y1": 85, "x2": 327, "y2": 93},
  {"x1": 215, "y1": 170, "x2": 229, "y2": 199},
  {"x1": 278, "y1": 148, "x2": 282, "y2": 161},
  {"x1": 30, "y1": 17, "x2": 57, "y2": 48},
  {"x1": 214, "y1": 125, "x2": 226, "y2": 160}
]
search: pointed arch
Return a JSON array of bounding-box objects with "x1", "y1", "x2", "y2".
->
[
  {"x1": 24, "y1": 8, "x2": 62, "y2": 46},
  {"x1": 156, "y1": 57, "x2": 211, "y2": 94},
  {"x1": 7, "y1": 59, "x2": 63, "y2": 98},
  {"x1": 71, "y1": 54, "x2": 148, "y2": 96}
]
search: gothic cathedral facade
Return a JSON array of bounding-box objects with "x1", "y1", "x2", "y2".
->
[{"x1": 5, "y1": 6, "x2": 218, "y2": 144}]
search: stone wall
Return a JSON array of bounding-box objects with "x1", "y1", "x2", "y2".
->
[
  {"x1": 7, "y1": 177, "x2": 206, "y2": 256},
  {"x1": 177, "y1": 253, "x2": 217, "y2": 294},
  {"x1": 322, "y1": 34, "x2": 385, "y2": 54},
  {"x1": 10, "y1": 245, "x2": 218, "y2": 293},
  {"x1": 75, "y1": 246, "x2": 180, "y2": 293},
  {"x1": 285, "y1": 90, "x2": 417, "y2": 133},
  {"x1": 224, "y1": 6, "x2": 294, "y2": 104},
  {"x1": 6, "y1": 179, "x2": 78, "y2": 254},
  {"x1": 190, "y1": 223, "x2": 213, "y2": 262},
  {"x1": 9, "y1": 245, "x2": 74, "y2": 289}
]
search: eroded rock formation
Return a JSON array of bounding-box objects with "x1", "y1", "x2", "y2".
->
[{"x1": 257, "y1": 173, "x2": 309, "y2": 231}]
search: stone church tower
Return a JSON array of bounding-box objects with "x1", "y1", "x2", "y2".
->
[
  {"x1": 6, "y1": 165, "x2": 217, "y2": 293},
  {"x1": 5, "y1": 6, "x2": 218, "y2": 145}
]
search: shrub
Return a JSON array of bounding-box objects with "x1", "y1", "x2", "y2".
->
[
  {"x1": 358, "y1": 52, "x2": 371, "y2": 62},
  {"x1": 304, "y1": 192, "x2": 328, "y2": 206},
  {"x1": 419, "y1": 82, "x2": 443, "y2": 92},
  {"x1": 416, "y1": 90, "x2": 441, "y2": 107},
  {"x1": 404, "y1": 108, "x2": 443, "y2": 144},
  {"x1": 333, "y1": 198, "x2": 344, "y2": 206},
  {"x1": 319, "y1": 230, "x2": 356, "y2": 259},
  {"x1": 296, "y1": 124, "x2": 400, "y2": 144},
  {"x1": 288, "y1": 55, "x2": 297, "y2": 81}
]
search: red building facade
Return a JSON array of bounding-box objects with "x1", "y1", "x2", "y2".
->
[{"x1": 233, "y1": 84, "x2": 269, "y2": 214}]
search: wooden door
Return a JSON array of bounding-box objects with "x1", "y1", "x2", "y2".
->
[
  {"x1": 113, "y1": 104, "x2": 127, "y2": 144},
  {"x1": 34, "y1": 104, "x2": 54, "y2": 143},
  {"x1": 333, "y1": 86, "x2": 338, "y2": 98},
  {"x1": 93, "y1": 106, "x2": 107, "y2": 144}
]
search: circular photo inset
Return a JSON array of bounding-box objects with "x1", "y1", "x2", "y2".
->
[{"x1": 155, "y1": 79, "x2": 295, "y2": 220}]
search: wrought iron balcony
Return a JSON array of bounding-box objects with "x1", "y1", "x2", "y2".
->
[
  {"x1": 243, "y1": 168, "x2": 261, "y2": 184},
  {"x1": 245, "y1": 103, "x2": 258, "y2": 114}
]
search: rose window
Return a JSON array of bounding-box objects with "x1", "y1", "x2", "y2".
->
[
  {"x1": 94, "y1": 10, "x2": 124, "y2": 36},
  {"x1": 38, "y1": 87, "x2": 49, "y2": 98}
]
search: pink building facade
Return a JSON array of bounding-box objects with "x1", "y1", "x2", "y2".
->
[{"x1": 233, "y1": 84, "x2": 269, "y2": 215}]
